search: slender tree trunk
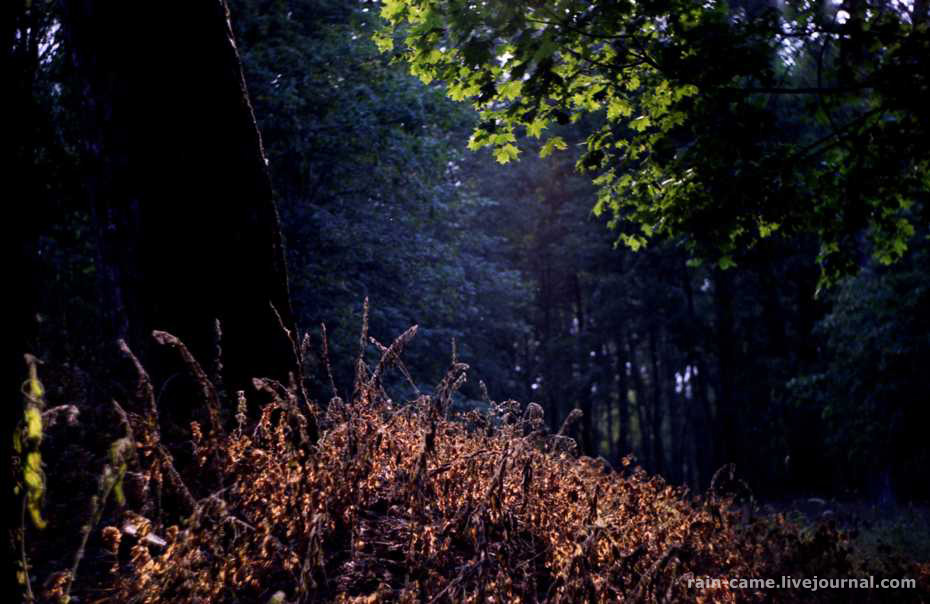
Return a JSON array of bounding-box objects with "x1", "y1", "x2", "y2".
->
[
  {"x1": 647, "y1": 326, "x2": 665, "y2": 476},
  {"x1": 573, "y1": 273, "x2": 595, "y2": 454},
  {"x1": 713, "y1": 268, "x2": 738, "y2": 469},
  {"x1": 664, "y1": 339, "x2": 686, "y2": 485},
  {"x1": 600, "y1": 341, "x2": 617, "y2": 461},
  {"x1": 540, "y1": 263, "x2": 558, "y2": 430},
  {"x1": 61, "y1": 0, "x2": 297, "y2": 395},
  {"x1": 796, "y1": 261, "x2": 822, "y2": 365},
  {"x1": 626, "y1": 334, "x2": 651, "y2": 470},
  {"x1": 682, "y1": 264, "x2": 714, "y2": 487},
  {"x1": 613, "y1": 334, "x2": 631, "y2": 461},
  {"x1": 759, "y1": 256, "x2": 788, "y2": 359}
]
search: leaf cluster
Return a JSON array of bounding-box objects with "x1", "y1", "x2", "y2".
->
[{"x1": 379, "y1": 0, "x2": 930, "y2": 284}]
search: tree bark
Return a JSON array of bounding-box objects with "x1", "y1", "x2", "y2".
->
[
  {"x1": 573, "y1": 273, "x2": 596, "y2": 455},
  {"x1": 712, "y1": 268, "x2": 738, "y2": 469},
  {"x1": 647, "y1": 326, "x2": 665, "y2": 476},
  {"x1": 613, "y1": 334, "x2": 631, "y2": 461},
  {"x1": 626, "y1": 334, "x2": 651, "y2": 470},
  {"x1": 61, "y1": 0, "x2": 297, "y2": 394},
  {"x1": 682, "y1": 264, "x2": 714, "y2": 487},
  {"x1": 5, "y1": 2, "x2": 44, "y2": 597}
]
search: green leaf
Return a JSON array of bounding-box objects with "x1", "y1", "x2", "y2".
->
[
  {"x1": 540, "y1": 136, "x2": 567, "y2": 158},
  {"x1": 372, "y1": 31, "x2": 394, "y2": 53},
  {"x1": 526, "y1": 117, "x2": 548, "y2": 138},
  {"x1": 380, "y1": 0, "x2": 407, "y2": 22},
  {"x1": 630, "y1": 115, "x2": 651, "y2": 132},
  {"x1": 620, "y1": 233, "x2": 648, "y2": 251},
  {"x1": 607, "y1": 98, "x2": 633, "y2": 120},
  {"x1": 499, "y1": 79, "x2": 523, "y2": 100},
  {"x1": 494, "y1": 143, "x2": 521, "y2": 164}
]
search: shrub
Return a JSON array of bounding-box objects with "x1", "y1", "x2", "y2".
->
[{"x1": 18, "y1": 313, "x2": 930, "y2": 603}]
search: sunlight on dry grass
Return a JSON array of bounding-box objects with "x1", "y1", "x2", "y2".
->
[{"x1": 27, "y1": 307, "x2": 930, "y2": 603}]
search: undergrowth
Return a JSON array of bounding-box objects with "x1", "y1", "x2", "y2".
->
[{"x1": 15, "y1": 303, "x2": 930, "y2": 603}]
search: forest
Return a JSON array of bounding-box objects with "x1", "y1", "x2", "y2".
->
[{"x1": 6, "y1": 0, "x2": 930, "y2": 601}]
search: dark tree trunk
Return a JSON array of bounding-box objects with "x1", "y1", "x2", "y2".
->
[
  {"x1": 613, "y1": 334, "x2": 631, "y2": 461},
  {"x1": 682, "y1": 264, "x2": 714, "y2": 487},
  {"x1": 573, "y1": 273, "x2": 595, "y2": 454},
  {"x1": 712, "y1": 268, "x2": 738, "y2": 469},
  {"x1": 598, "y1": 341, "x2": 616, "y2": 461},
  {"x1": 758, "y1": 256, "x2": 788, "y2": 359},
  {"x1": 5, "y1": 2, "x2": 44, "y2": 597},
  {"x1": 796, "y1": 262, "x2": 821, "y2": 365},
  {"x1": 647, "y1": 326, "x2": 665, "y2": 476},
  {"x1": 61, "y1": 0, "x2": 297, "y2": 395},
  {"x1": 665, "y1": 339, "x2": 686, "y2": 485},
  {"x1": 540, "y1": 261, "x2": 560, "y2": 430},
  {"x1": 626, "y1": 334, "x2": 651, "y2": 470}
]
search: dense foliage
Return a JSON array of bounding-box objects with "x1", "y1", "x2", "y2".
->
[
  {"x1": 230, "y1": 0, "x2": 532, "y2": 398},
  {"x1": 378, "y1": 0, "x2": 930, "y2": 282},
  {"x1": 790, "y1": 237, "x2": 930, "y2": 501}
]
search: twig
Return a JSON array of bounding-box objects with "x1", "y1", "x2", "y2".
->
[
  {"x1": 159, "y1": 444, "x2": 198, "y2": 512},
  {"x1": 368, "y1": 324, "x2": 419, "y2": 393},
  {"x1": 152, "y1": 330, "x2": 225, "y2": 438},
  {"x1": 320, "y1": 323, "x2": 340, "y2": 401},
  {"x1": 428, "y1": 560, "x2": 481, "y2": 604},
  {"x1": 211, "y1": 319, "x2": 226, "y2": 403},
  {"x1": 20, "y1": 495, "x2": 34, "y2": 602},
  {"x1": 61, "y1": 437, "x2": 133, "y2": 602},
  {"x1": 118, "y1": 339, "x2": 159, "y2": 430},
  {"x1": 353, "y1": 297, "x2": 370, "y2": 396},
  {"x1": 253, "y1": 377, "x2": 311, "y2": 445},
  {"x1": 270, "y1": 303, "x2": 318, "y2": 438}
]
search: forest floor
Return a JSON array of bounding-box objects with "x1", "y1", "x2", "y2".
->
[{"x1": 17, "y1": 348, "x2": 930, "y2": 603}]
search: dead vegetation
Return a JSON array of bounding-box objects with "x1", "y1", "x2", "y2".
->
[{"x1": 17, "y1": 305, "x2": 930, "y2": 603}]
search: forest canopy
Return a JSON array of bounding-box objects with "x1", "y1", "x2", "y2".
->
[{"x1": 377, "y1": 0, "x2": 930, "y2": 283}]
